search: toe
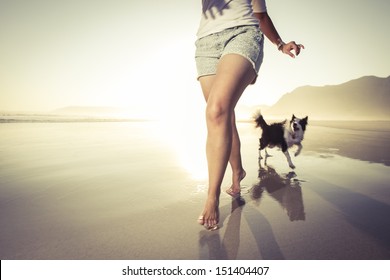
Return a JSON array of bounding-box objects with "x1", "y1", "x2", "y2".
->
[{"x1": 197, "y1": 215, "x2": 205, "y2": 225}]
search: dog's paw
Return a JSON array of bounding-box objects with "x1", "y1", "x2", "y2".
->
[
  {"x1": 289, "y1": 163, "x2": 296, "y2": 169},
  {"x1": 294, "y1": 152, "x2": 300, "y2": 157}
]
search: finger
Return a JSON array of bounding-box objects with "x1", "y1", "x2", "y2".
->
[
  {"x1": 286, "y1": 45, "x2": 296, "y2": 58},
  {"x1": 296, "y1": 44, "x2": 305, "y2": 55},
  {"x1": 292, "y1": 43, "x2": 301, "y2": 54},
  {"x1": 284, "y1": 47, "x2": 295, "y2": 58},
  {"x1": 295, "y1": 46, "x2": 301, "y2": 56},
  {"x1": 287, "y1": 51, "x2": 295, "y2": 58},
  {"x1": 294, "y1": 44, "x2": 304, "y2": 56}
]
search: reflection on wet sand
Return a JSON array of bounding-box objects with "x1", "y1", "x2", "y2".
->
[
  {"x1": 251, "y1": 160, "x2": 306, "y2": 222},
  {"x1": 305, "y1": 122, "x2": 390, "y2": 166},
  {"x1": 199, "y1": 198, "x2": 245, "y2": 260},
  {"x1": 198, "y1": 196, "x2": 288, "y2": 259},
  {"x1": 198, "y1": 159, "x2": 307, "y2": 260}
]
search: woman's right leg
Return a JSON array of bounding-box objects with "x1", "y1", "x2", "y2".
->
[{"x1": 227, "y1": 113, "x2": 246, "y2": 197}]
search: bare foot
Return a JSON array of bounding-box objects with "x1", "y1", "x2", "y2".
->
[
  {"x1": 198, "y1": 197, "x2": 219, "y2": 230},
  {"x1": 226, "y1": 169, "x2": 246, "y2": 198}
]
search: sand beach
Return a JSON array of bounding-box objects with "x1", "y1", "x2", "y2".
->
[{"x1": 0, "y1": 120, "x2": 389, "y2": 259}]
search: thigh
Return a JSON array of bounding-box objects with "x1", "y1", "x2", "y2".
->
[
  {"x1": 199, "y1": 74, "x2": 215, "y2": 102},
  {"x1": 223, "y1": 26, "x2": 264, "y2": 78},
  {"x1": 204, "y1": 53, "x2": 256, "y2": 109}
]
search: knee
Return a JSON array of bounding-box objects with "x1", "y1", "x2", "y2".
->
[{"x1": 206, "y1": 103, "x2": 230, "y2": 126}]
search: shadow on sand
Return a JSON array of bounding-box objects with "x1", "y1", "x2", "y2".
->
[{"x1": 310, "y1": 178, "x2": 390, "y2": 250}]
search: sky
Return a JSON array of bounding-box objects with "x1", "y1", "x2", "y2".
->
[{"x1": 1, "y1": 0, "x2": 389, "y2": 118}]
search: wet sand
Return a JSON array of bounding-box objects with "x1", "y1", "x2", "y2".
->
[{"x1": 0, "y1": 120, "x2": 389, "y2": 259}]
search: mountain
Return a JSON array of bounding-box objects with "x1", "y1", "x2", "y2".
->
[
  {"x1": 236, "y1": 104, "x2": 270, "y2": 121},
  {"x1": 263, "y1": 76, "x2": 390, "y2": 120}
]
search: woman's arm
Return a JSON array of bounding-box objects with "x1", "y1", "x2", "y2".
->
[{"x1": 254, "y1": 12, "x2": 304, "y2": 58}]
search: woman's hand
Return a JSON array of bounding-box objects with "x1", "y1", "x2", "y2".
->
[{"x1": 281, "y1": 41, "x2": 305, "y2": 58}]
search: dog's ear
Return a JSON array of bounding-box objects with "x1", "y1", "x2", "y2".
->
[
  {"x1": 300, "y1": 116, "x2": 308, "y2": 131},
  {"x1": 291, "y1": 114, "x2": 296, "y2": 121}
]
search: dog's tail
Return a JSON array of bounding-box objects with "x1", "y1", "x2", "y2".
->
[{"x1": 253, "y1": 110, "x2": 268, "y2": 129}]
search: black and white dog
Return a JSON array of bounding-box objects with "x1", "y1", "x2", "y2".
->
[{"x1": 254, "y1": 111, "x2": 308, "y2": 169}]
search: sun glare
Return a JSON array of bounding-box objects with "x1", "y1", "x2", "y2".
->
[{"x1": 155, "y1": 110, "x2": 208, "y2": 181}]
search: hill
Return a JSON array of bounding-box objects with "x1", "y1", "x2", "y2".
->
[{"x1": 263, "y1": 76, "x2": 390, "y2": 120}]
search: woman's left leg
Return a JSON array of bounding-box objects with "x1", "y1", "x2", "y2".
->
[
  {"x1": 198, "y1": 53, "x2": 256, "y2": 229},
  {"x1": 200, "y1": 82, "x2": 246, "y2": 198}
]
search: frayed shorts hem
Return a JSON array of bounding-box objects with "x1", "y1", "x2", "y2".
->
[{"x1": 195, "y1": 25, "x2": 264, "y2": 83}]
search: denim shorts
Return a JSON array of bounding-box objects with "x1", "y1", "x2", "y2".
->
[{"x1": 195, "y1": 25, "x2": 264, "y2": 82}]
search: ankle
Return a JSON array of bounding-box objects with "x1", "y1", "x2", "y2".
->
[
  {"x1": 206, "y1": 195, "x2": 219, "y2": 206},
  {"x1": 233, "y1": 168, "x2": 246, "y2": 178}
]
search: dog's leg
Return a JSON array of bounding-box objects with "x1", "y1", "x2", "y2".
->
[
  {"x1": 295, "y1": 144, "x2": 303, "y2": 157},
  {"x1": 259, "y1": 148, "x2": 263, "y2": 160},
  {"x1": 265, "y1": 148, "x2": 272, "y2": 158},
  {"x1": 284, "y1": 151, "x2": 295, "y2": 169},
  {"x1": 259, "y1": 138, "x2": 268, "y2": 160}
]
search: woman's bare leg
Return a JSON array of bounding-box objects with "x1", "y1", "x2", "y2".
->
[
  {"x1": 197, "y1": 54, "x2": 256, "y2": 229},
  {"x1": 227, "y1": 113, "x2": 246, "y2": 196}
]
